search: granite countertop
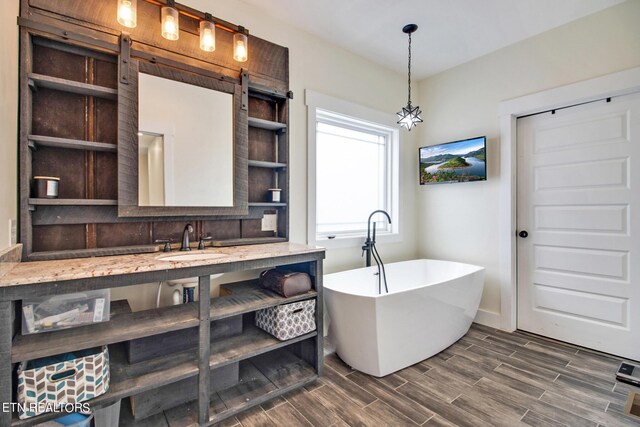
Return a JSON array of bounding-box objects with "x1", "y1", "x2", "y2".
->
[{"x1": 0, "y1": 242, "x2": 324, "y2": 288}]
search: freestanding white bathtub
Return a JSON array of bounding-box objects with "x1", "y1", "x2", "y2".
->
[{"x1": 324, "y1": 259, "x2": 485, "y2": 377}]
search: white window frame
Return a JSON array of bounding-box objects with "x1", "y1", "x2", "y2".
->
[{"x1": 306, "y1": 90, "x2": 401, "y2": 248}]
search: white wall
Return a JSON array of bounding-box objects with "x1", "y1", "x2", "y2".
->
[
  {"x1": 0, "y1": 0, "x2": 19, "y2": 250},
  {"x1": 415, "y1": 0, "x2": 640, "y2": 319}
]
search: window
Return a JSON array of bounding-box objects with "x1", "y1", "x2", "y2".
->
[{"x1": 306, "y1": 91, "x2": 400, "y2": 247}]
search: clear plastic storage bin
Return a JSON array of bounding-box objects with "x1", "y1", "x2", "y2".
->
[{"x1": 22, "y1": 289, "x2": 110, "y2": 334}]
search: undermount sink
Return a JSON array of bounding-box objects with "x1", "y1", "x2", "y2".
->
[{"x1": 157, "y1": 252, "x2": 227, "y2": 262}]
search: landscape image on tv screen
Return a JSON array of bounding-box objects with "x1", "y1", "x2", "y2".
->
[{"x1": 419, "y1": 136, "x2": 486, "y2": 185}]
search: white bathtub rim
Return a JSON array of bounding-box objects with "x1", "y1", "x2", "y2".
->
[{"x1": 324, "y1": 258, "x2": 485, "y2": 299}]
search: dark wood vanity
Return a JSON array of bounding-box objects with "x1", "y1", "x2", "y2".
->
[{"x1": 0, "y1": 243, "x2": 325, "y2": 426}]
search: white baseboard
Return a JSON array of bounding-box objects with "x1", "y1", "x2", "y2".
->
[{"x1": 474, "y1": 308, "x2": 502, "y2": 329}]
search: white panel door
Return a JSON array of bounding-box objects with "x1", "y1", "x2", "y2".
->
[{"x1": 517, "y1": 92, "x2": 640, "y2": 360}]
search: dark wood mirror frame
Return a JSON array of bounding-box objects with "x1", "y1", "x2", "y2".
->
[
  {"x1": 18, "y1": 0, "x2": 290, "y2": 260},
  {"x1": 118, "y1": 60, "x2": 249, "y2": 217}
]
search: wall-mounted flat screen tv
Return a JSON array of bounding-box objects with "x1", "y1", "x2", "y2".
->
[{"x1": 419, "y1": 136, "x2": 486, "y2": 185}]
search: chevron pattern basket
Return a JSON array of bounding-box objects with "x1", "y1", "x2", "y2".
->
[{"x1": 16, "y1": 346, "x2": 110, "y2": 419}]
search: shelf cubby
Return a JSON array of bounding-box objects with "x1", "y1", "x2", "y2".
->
[
  {"x1": 112, "y1": 328, "x2": 317, "y2": 422},
  {"x1": 247, "y1": 82, "x2": 289, "y2": 100},
  {"x1": 247, "y1": 160, "x2": 287, "y2": 169},
  {"x1": 162, "y1": 349, "x2": 317, "y2": 427},
  {"x1": 248, "y1": 117, "x2": 287, "y2": 131},
  {"x1": 28, "y1": 198, "x2": 118, "y2": 206},
  {"x1": 211, "y1": 284, "x2": 316, "y2": 321},
  {"x1": 28, "y1": 134, "x2": 117, "y2": 152},
  {"x1": 28, "y1": 73, "x2": 118, "y2": 100},
  {"x1": 244, "y1": 84, "x2": 289, "y2": 242},
  {"x1": 11, "y1": 303, "x2": 200, "y2": 363}
]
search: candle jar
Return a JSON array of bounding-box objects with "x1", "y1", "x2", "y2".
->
[
  {"x1": 33, "y1": 176, "x2": 60, "y2": 198},
  {"x1": 269, "y1": 188, "x2": 282, "y2": 203}
]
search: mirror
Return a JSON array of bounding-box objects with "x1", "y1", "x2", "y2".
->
[
  {"x1": 118, "y1": 60, "x2": 248, "y2": 217},
  {"x1": 138, "y1": 73, "x2": 234, "y2": 207}
]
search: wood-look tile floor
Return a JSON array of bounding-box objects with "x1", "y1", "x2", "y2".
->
[{"x1": 217, "y1": 323, "x2": 640, "y2": 427}]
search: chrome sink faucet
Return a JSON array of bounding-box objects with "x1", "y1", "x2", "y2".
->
[{"x1": 181, "y1": 224, "x2": 194, "y2": 251}]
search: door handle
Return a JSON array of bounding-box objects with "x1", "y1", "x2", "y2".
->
[{"x1": 518, "y1": 230, "x2": 529, "y2": 238}]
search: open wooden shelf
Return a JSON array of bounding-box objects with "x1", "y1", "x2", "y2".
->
[
  {"x1": 28, "y1": 198, "x2": 118, "y2": 206},
  {"x1": 248, "y1": 117, "x2": 287, "y2": 131},
  {"x1": 11, "y1": 303, "x2": 199, "y2": 363},
  {"x1": 210, "y1": 327, "x2": 316, "y2": 368},
  {"x1": 210, "y1": 284, "x2": 316, "y2": 321},
  {"x1": 115, "y1": 325, "x2": 316, "y2": 383},
  {"x1": 12, "y1": 328, "x2": 317, "y2": 426},
  {"x1": 28, "y1": 73, "x2": 118, "y2": 100},
  {"x1": 247, "y1": 160, "x2": 287, "y2": 169},
  {"x1": 12, "y1": 283, "x2": 316, "y2": 362},
  {"x1": 108, "y1": 327, "x2": 316, "y2": 410},
  {"x1": 163, "y1": 350, "x2": 317, "y2": 427},
  {"x1": 28, "y1": 134, "x2": 117, "y2": 152},
  {"x1": 248, "y1": 83, "x2": 288, "y2": 100}
]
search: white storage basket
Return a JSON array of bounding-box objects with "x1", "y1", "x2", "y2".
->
[{"x1": 255, "y1": 300, "x2": 316, "y2": 341}]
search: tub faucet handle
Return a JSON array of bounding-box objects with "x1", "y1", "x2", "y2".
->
[{"x1": 361, "y1": 239, "x2": 371, "y2": 258}]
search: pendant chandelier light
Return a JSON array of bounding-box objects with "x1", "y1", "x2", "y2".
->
[{"x1": 396, "y1": 24, "x2": 422, "y2": 131}]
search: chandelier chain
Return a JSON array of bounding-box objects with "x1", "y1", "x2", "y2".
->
[
  {"x1": 397, "y1": 24, "x2": 422, "y2": 130},
  {"x1": 407, "y1": 33, "x2": 412, "y2": 105}
]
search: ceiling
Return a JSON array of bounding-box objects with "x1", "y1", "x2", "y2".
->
[{"x1": 239, "y1": 0, "x2": 625, "y2": 79}]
